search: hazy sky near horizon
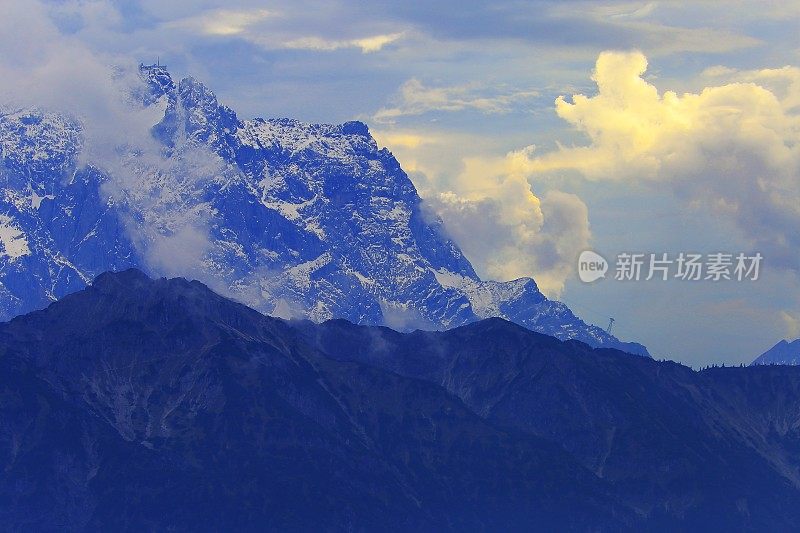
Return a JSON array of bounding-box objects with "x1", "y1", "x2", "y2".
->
[{"x1": 4, "y1": 0, "x2": 800, "y2": 366}]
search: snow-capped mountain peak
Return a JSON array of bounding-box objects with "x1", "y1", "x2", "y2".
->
[{"x1": 0, "y1": 63, "x2": 648, "y2": 355}]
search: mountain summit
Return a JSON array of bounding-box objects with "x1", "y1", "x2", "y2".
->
[{"x1": 0, "y1": 63, "x2": 647, "y2": 355}]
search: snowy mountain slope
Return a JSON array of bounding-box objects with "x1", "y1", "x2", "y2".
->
[
  {"x1": 751, "y1": 339, "x2": 800, "y2": 366},
  {"x1": 0, "y1": 64, "x2": 648, "y2": 355},
  {"x1": 0, "y1": 109, "x2": 137, "y2": 310}
]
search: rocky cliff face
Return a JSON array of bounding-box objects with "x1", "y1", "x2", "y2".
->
[{"x1": 0, "y1": 64, "x2": 647, "y2": 355}]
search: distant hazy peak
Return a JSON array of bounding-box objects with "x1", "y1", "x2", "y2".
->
[{"x1": 752, "y1": 338, "x2": 800, "y2": 366}]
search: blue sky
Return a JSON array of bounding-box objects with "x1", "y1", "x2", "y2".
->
[{"x1": 6, "y1": 0, "x2": 800, "y2": 366}]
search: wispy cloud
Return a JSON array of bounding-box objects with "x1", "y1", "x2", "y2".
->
[
  {"x1": 164, "y1": 7, "x2": 404, "y2": 54},
  {"x1": 550, "y1": 2, "x2": 762, "y2": 56},
  {"x1": 283, "y1": 32, "x2": 405, "y2": 53},
  {"x1": 165, "y1": 8, "x2": 275, "y2": 37},
  {"x1": 374, "y1": 79, "x2": 539, "y2": 122},
  {"x1": 601, "y1": 2, "x2": 658, "y2": 20},
  {"x1": 0, "y1": 0, "x2": 240, "y2": 287}
]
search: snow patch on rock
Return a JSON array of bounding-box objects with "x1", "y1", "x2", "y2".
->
[{"x1": 0, "y1": 214, "x2": 30, "y2": 260}]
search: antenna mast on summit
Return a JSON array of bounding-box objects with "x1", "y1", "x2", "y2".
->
[{"x1": 606, "y1": 317, "x2": 615, "y2": 334}]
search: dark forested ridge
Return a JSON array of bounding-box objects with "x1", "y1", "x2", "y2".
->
[{"x1": 1, "y1": 269, "x2": 799, "y2": 530}]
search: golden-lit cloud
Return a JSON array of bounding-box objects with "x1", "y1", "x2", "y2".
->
[
  {"x1": 283, "y1": 32, "x2": 404, "y2": 53},
  {"x1": 782, "y1": 310, "x2": 800, "y2": 339},
  {"x1": 374, "y1": 129, "x2": 590, "y2": 297},
  {"x1": 519, "y1": 51, "x2": 800, "y2": 270},
  {"x1": 374, "y1": 132, "x2": 426, "y2": 149},
  {"x1": 352, "y1": 33, "x2": 405, "y2": 53},
  {"x1": 702, "y1": 64, "x2": 800, "y2": 111},
  {"x1": 374, "y1": 51, "x2": 800, "y2": 298}
]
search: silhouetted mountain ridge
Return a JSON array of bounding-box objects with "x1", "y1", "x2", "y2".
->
[
  {"x1": 2, "y1": 270, "x2": 800, "y2": 530},
  {"x1": 0, "y1": 269, "x2": 630, "y2": 530}
]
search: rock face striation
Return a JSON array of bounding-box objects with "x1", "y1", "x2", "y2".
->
[{"x1": 0, "y1": 63, "x2": 647, "y2": 355}]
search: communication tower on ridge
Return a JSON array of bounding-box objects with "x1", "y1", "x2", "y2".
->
[{"x1": 139, "y1": 57, "x2": 167, "y2": 71}]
